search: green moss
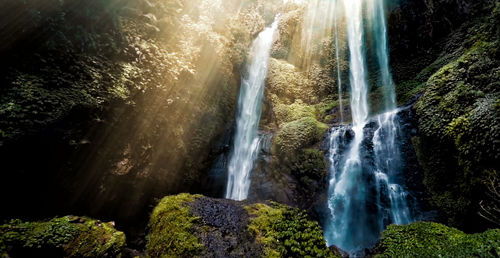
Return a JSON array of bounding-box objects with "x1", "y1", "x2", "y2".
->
[
  {"x1": 273, "y1": 117, "x2": 327, "y2": 156},
  {"x1": 245, "y1": 202, "x2": 339, "y2": 258},
  {"x1": 375, "y1": 222, "x2": 500, "y2": 257},
  {"x1": 146, "y1": 193, "x2": 204, "y2": 257},
  {"x1": 0, "y1": 216, "x2": 125, "y2": 257},
  {"x1": 314, "y1": 99, "x2": 341, "y2": 123},
  {"x1": 66, "y1": 218, "x2": 126, "y2": 257}
]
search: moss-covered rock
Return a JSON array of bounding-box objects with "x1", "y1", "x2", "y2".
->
[
  {"x1": 388, "y1": 1, "x2": 500, "y2": 228},
  {"x1": 273, "y1": 99, "x2": 316, "y2": 126},
  {"x1": 146, "y1": 193, "x2": 203, "y2": 257},
  {"x1": 146, "y1": 194, "x2": 338, "y2": 257},
  {"x1": 374, "y1": 222, "x2": 500, "y2": 257},
  {"x1": 246, "y1": 202, "x2": 340, "y2": 258},
  {"x1": 0, "y1": 216, "x2": 125, "y2": 257},
  {"x1": 273, "y1": 117, "x2": 327, "y2": 157}
]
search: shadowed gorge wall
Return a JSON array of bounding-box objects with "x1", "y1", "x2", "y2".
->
[
  {"x1": 0, "y1": 0, "x2": 288, "y2": 227},
  {"x1": 388, "y1": 0, "x2": 500, "y2": 230}
]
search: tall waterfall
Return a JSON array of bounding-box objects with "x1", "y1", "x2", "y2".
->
[
  {"x1": 324, "y1": 0, "x2": 413, "y2": 252},
  {"x1": 225, "y1": 18, "x2": 278, "y2": 201}
]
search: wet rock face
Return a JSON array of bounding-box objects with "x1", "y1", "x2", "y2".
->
[
  {"x1": 397, "y1": 104, "x2": 440, "y2": 221},
  {"x1": 201, "y1": 125, "x2": 234, "y2": 198}
]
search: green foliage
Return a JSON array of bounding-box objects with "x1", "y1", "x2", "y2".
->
[
  {"x1": 266, "y1": 58, "x2": 332, "y2": 157},
  {"x1": 146, "y1": 193, "x2": 204, "y2": 257},
  {"x1": 245, "y1": 202, "x2": 339, "y2": 258},
  {"x1": 0, "y1": 216, "x2": 125, "y2": 257},
  {"x1": 314, "y1": 99, "x2": 339, "y2": 123},
  {"x1": 263, "y1": 56, "x2": 334, "y2": 197},
  {"x1": 271, "y1": 7, "x2": 304, "y2": 60},
  {"x1": 375, "y1": 222, "x2": 500, "y2": 257},
  {"x1": 0, "y1": 71, "x2": 104, "y2": 141}
]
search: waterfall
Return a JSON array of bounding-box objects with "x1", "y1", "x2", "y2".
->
[
  {"x1": 369, "y1": 0, "x2": 412, "y2": 227},
  {"x1": 325, "y1": 0, "x2": 371, "y2": 250},
  {"x1": 368, "y1": 0, "x2": 396, "y2": 109},
  {"x1": 225, "y1": 18, "x2": 279, "y2": 201},
  {"x1": 324, "y1": 0, "x2": 414, "y2": 252}
]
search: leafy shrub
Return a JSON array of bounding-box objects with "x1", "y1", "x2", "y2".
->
[{"x1": 246, "y1": 202, "x2": 339, "y2": 258}]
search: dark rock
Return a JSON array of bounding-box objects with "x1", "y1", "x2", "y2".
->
[{"x1": 188, "y1": 197, "x2": 263, "y2": 257}]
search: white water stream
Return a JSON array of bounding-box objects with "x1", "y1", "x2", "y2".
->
[{"x1": 225, "y1": 18, "x2": 279, "y2": 201}]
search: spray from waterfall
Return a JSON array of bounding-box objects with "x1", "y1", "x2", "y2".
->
[
  {"x1": 225, "y1": 18, "x2": 279, "y2": 201},
  {"x1": 324, "y1": 0, "x2": 414, "y2": 252}
]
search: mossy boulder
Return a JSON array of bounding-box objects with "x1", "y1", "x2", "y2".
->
[
  {"x1": 146, "y1": 194, "x2": 338, "y2": 257},
  {"x1": 146, "y1": 193, "x2": 203, "y2": 257},
  {"x1": 374, "y1": 222, "x2": 500, "y2": 257},
  {"x1": 0, "y1": 216, "x2": 125, "y2": 257},
  {"x1": 274, "y1": 117, "x2": 327, "y2": 157},
  {"x1": 273, "y1": 100, "x2": 317, "y2": 126}
]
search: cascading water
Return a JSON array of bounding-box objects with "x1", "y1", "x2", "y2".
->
[
  {"x1": 368, "y1": 0, "x2": 396, "y2": 109},
  {"x1": 324, "y1": 0, "x2": 414, "y2": 252},
  {"x1": 325, "y1": 0, "x2": 371, "y2": 250},
  {"x1": 369, "y1": 0, "x2": 412, "y2": 228},
  {"x1": 225, "y1": 18, "x2": 279, "y2": 201}
]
